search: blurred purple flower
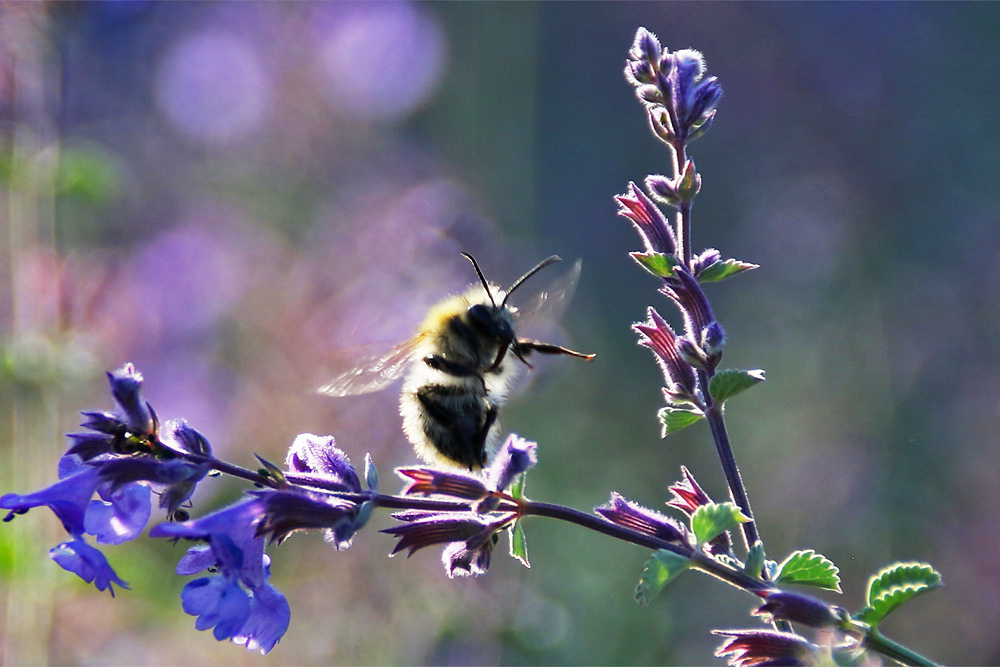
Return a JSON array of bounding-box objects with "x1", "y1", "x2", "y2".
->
[
  {"x1": 313, "y1": 2, "x2": 446, "y2": 121},
  {"x1": 155, "y1": 30, "x2": 271, "y2": 145}
]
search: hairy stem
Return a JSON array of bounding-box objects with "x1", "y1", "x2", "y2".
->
[{"x1": 703, "y1": 397, "x2": 759, "y2": 550}]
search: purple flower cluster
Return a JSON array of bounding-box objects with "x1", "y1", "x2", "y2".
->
[
  {"x1": 0, "y1": 364, "x2": 380, "y2": 654},
  {"x1": 1, "y1": 364, "x2": 211, "y2": 596},
  {"x1": 385, "y1": 434, "x2": 538, "y2": 578}
]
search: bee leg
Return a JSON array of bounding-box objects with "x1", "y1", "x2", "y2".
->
[
  {"x1": 477, "y1": 403, "x2": 499, "y2": 468},
  {"x1": 515, "y1": 339, "x2": 596, "y2": 361}
]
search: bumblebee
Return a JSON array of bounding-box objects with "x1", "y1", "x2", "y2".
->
[{"x1": 319, "y1": 253, "x2": 594, "y2": 470}]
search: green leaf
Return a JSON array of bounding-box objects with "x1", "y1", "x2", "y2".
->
[
  {"x1": 364, "y1": 453, "x2": 378, "y2": 492},
  {"x1": 658, "y1": 405, "x2": 704, "y2": 436},
  {"x1": 775, "y1": 549, "x2": 842, "y2": 592},
  {"x1": 635, "y1": 549, "x2": 690, "y2": 606},
  {"x1": 697, "y1": 257, "x2": 759, "y2": 283},
  {"x1": 743, "y1": 542, "x2": 766, "y2": 579},
  {"x1": 630, "y1": 251, "x2": 681, "y2": 278},
  {"x1": 708, "y1": 368, "x2": 765, "y2": 405},
  {"x1": 855, "y1": 562, "x2": 942, "y2": 627},
  {"x1": 508, "y1": 521, "x2": 530, "y2": 568},
  {"x1": 691, "y1": 502, "x2": 749, "y2": 547},
  {"x1": 255, "y1": 454, "x2": 286, "y2": 485},
  {"x1": 508, "y1": 470, "x2": 528, "y2": 501}
]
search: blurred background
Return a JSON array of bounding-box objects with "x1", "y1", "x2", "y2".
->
[{"x1": 1, "y1": 2, "x2": 999, "y2": 664}]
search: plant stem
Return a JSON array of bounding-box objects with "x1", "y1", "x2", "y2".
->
[
  {"x1": 672, "y1": 140, "x2": 691, "y2": 264},
  {"x1": 703, "y1": 398, "x2": 759, "y2": 550},
  {"x1": 863, "y1": 628, "x2": 939, "y2": 667}
]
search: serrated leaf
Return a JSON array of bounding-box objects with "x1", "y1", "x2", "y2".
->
[
  {"x1": 364, "y1": 453, "x2": 378, "y2": 492},
  {"x1": 855, "y1": 562, "x2": 942, "y2": 627},
  {"x1": 630, "y1": 251, "x2": 681, "y2": 278},
  {"x1": 691, "y1": 502, "x2": 749, "y2": 547},
  {"x1": 775, "y1": 549, "x2": 842, "y2": 592},
  {"x1": 697, "y1": 257, "x2": 759, "y2": 283},
  {"x1": 658, "y1": 405, "x2": 704, "y2": 436},
  {"x1": 635, "y1": 549, "x2": 690, "y2": 605},
  {"x1": 508, "y1": 520, "x2": 530, "y2": 568},
  {"x1": 708, "y1": 368, "x2": 765, "y2": 405},
  {"x1": 743, "y1": 542, "x2": 766, "y2": 579}
]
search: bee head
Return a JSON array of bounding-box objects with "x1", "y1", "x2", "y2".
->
[{"x1": 461, "y1": 252, "x2": 563, "y2": 370}]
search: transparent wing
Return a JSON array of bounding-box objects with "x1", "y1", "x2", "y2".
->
[
  {"x1": 317, "y1": 336, "x2": 425, "y2": 397},
  {"x1": 512, "y1": 258, "x2": 582, "y2": 333}
]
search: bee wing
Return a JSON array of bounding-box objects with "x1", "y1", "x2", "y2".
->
[
  {"x1": 317, "y1": 336, "x2": 424, "y2": 397},
  {"x1": 512, "y1": 258, "x2": 582, "y2": 332}
]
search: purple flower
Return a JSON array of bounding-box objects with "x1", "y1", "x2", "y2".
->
[
  {"x1": 151, "y1": 499, "x2": 267, "y2": 587},
  {"x1": 163, "y1": 419, "x2": 212, "y2": 457},
  {"x1": 1, "y1": 463, "x2": 104, "y2": 537},
  {"x1": 383, "y1": 512, "x2": 495, "y2": 557},
  {"x1": 485, "y1": 434, "x2": 537, "y2": 493},
  {"x1": 152, "y1": 499, "x2": 290, "y2": 653},
  {"x1": 107, "y1": 363, "x2": 156, "y2": 436},
  {"x1": 231, "y1": 575, "x2": 290, "y2": 654},
  {"x1": 754, "y1": 590, "x2": 845, "y2": 629},
  {"x1": 397, "y1": 467, "x2": 489, "y2": 500},
  {"x1": 1, "y1": 453, "x2": 151, "y2": 591},
  {"x1": 595, "y1": 492, "x2": 689, "y2": 546},
  {"x1": 285, "y1": 433, "x2": 361, "y2": 492},
  {"x1": 251, "y1": 488, "x2": 364, "y2": 550},
  {"x1": 713, "y1": 629, "x2": 814, "y2": 667},
  {"x1": 49, "y1": 538, "x2": 129, "y2": 596},
  {"x1": 668, "y1": 467, "x2": 732, "y2": 556},
  {"x1": 624, "y1": 28, "x2": 722, "y2": 143},
  {"x1": 65, "y1": 430, "x2": 116, "y2": 461},
  {"x1": 442, "y1": 539, "x2": 492, "y2": 579},
  {"x1": 383, "y1": 510, "x2": 510, "y2": 579},
  {"x1": 667, "y1": 466, "x2": 713, "y2": 516},
  {"x1": 634, "y1": 307, "x2": 698, "y2": 399},
  {"x1": 85, "y1": 482, "x2": 152, "y2": 545},
  {"x1": 660, "y1": 266, "x2": 720, "y2": 348},
  {"x1": 182, "y1": 575, "x2": 253, "y2": 642},
  {"x1": 615, "y1": 182, "x2": 677, "y2": 256},
  {"x1": 178, "y1": 563, "x2": 288, "y2": 654}
]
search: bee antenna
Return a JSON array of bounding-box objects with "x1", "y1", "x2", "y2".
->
[
  {"x1": 461, "y1": 252, "x2": 497, "y2": 308},
  {"x1": 502, "y1": 255, "x2": 561, "y2": 307}
]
